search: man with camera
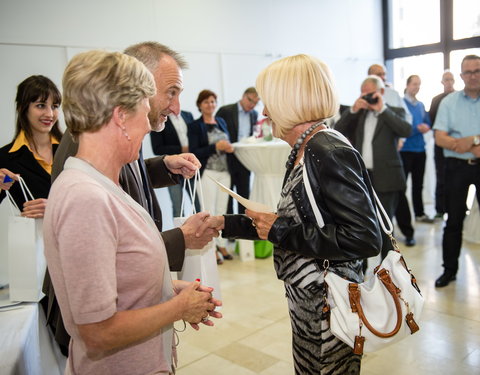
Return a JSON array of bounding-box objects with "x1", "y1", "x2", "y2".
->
[{"x1": 335, "y1": 75, "x2": 412, "y2": 258}]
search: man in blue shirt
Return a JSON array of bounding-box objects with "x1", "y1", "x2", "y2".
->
[{"x1": 433, "y1": 54, "x2": 480, "y2": 287}]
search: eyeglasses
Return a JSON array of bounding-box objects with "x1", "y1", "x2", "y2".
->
[
  {"x1": 461, "y1": 69, "x2": 480, "y2": 77},
  {"x1": 245, "y1": 95, "x2": 260, "y2": 105}
]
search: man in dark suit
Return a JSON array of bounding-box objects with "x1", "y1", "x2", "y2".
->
[
  {"x1": 150, "y1": 110, "x2": 197, "y2": 217},
  {"x1": 47, "y1": 42, "x2": 217, "y2": 355},
  {"x1": 335, "y1": 75, "x2": 412, "y2": 258},
  {"x1": 216, "y1": 87, "x2": 259, "y2": 214},
  {"x1": 429, "y1": 71, "x2": 455, "y2": 218}
]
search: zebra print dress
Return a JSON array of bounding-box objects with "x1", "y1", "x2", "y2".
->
[{"x1": 274, "y1": 162, "x2": 363, "y2": 375}]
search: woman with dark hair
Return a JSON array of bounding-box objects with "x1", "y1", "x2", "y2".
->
[
  {"x1": 0, "y1": 75, "x2": 63, "y2": 217},
  {"x1": 397, "y1": 74, "x2": 433, "y2": 227},
  {"x1": 188, "y1": 89, "x2": 234, "y2": 263}
]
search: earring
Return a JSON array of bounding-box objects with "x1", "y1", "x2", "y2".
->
[{"x1": 122, "y1": 127, "x2": 131, "y2": 141}]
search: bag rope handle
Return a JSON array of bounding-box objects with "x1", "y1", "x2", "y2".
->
[
  {"x1": 348, "y1": 269, "x2": 403, "y2": 338},
  {"x1": 5, "y1": 176, "x2": 36, "y2": 216},
  {"x1": 179, "y1": 169, "x2": 205, "y2": 217}
]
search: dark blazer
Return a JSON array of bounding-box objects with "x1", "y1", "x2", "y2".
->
[
  {"x1": 216, "y1": 103, "x2": 257, "y2": 172},
  {"x1": 150, "y1": 110, "x2": 194, "y2": 155},
  {"x1": 187, "y1": 116, "x2": 230, "y2": 174},
  {"x1": 0, "y1": 141, "x2": 59, "y2": 208},
  {"x1": 334, "y1": 106, "x2": 412, "y2": 193},
  {"x1": 429, "y1": 92, "x2": 451, "y2": 125}
]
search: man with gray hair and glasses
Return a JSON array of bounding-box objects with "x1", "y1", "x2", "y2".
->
[{"x1": 335, "y1": 75, "x2": 411, "y2": 259}]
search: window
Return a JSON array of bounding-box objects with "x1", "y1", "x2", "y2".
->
[
  {"x1": 389, "y1": 0, "x2": 440, "y2": 48},
  {"x1": 384, "y1": 0, "x2": 480, "y2": 75},
  {"x1": 453, "y1": 0, "x2": 480, "y2": 40},
  {"x1": 391, "y1": 53, "x2": 444, "y2": 110}
]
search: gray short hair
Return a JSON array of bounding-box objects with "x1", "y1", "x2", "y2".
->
[
  {"x1": 362, "y1": 75, "x2": 385, "y2": 90},
  {"x1": 124, "y1": 41, "x2": 188, "y2": 73}
]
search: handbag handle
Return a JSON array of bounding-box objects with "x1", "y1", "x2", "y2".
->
[
  {"x1": 179, "y1": 169, "x2": 205, "y2": 217},
  {"x1": 348, "y1": 268, "x2": 403, "y2": 338},
  {"x1": 5, "y1": 176, "x2": 35, "y2": 216}
]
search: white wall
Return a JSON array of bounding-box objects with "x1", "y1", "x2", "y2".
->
[
  {"x1": 0, "y1": 0, "x2": 383, "y2": 145},
  {"x1": 0, "y1": 0, "x2": 383, "y2": 278}
]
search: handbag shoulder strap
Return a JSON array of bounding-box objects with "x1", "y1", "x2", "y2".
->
[{"x1": 302, "y1": 159, "x2": 325, "y2": 228}]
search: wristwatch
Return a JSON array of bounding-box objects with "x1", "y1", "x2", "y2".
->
[{"x1": 473, "y1": 135, "x2": 480, "y2": 146}]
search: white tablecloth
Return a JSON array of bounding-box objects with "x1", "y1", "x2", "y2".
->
[
  {"x1": 233, "y1": 139, "x2": 291, "y2": 211},
  {"x1": 464, "y1": 196, "x2": 480, "y2": 244},
  {"x1": 0, "y1": 290, "x2": 65, "y2": 375}
]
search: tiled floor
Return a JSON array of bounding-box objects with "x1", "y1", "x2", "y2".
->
[{"x1": 174, "y1": 218, "x2": 480, "y2": 374}]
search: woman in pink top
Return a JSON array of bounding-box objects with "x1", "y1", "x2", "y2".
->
[{"x1": 43, "y1": 50, "x2": 221, "y2": 375}]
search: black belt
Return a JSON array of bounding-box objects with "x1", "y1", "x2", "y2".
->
[{"x1": 446, "y1": 157, "x2": 480, "y2": 166}]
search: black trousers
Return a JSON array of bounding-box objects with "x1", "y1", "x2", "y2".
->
[
  {"x1": 377, "y1": 190, "x2": 400, "y2": 259},
  {"x1": 366, "y1": 169, "x2": 400, "y2": 259},
  {"x1": 400, "y1": 151, "x2": 427, "y2": 216},
  {"x1": 442, "y1": 158, "x2": 480, "y2": 274},
  {"x1": 395, "y1": 151, "x2": 427, "y2": 239}
]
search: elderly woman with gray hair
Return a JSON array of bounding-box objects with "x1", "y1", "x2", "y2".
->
[
  {"x1": 201, "y1": 54, "x2": 382, "y2": 374},
  {"x1": 43, "y1": 50, "x2": 221, "y2": 375}
]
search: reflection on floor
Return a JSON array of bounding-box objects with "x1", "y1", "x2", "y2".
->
[{"x1": 175, "y1": 220, "x2": 480, "y2": 375}]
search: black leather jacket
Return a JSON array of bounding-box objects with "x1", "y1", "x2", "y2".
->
[{"x1": 223, "y1": 130, "x2": 382, "y2": 262}]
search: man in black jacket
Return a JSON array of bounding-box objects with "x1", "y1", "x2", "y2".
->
[
  {"x1": 216, "y1": 87, "x2": 259, "y2": 214},
  {"x1": 47, "y1": 42, "x2": 217, "y2": 355}
]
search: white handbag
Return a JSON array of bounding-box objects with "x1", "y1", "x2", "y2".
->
[
  {"x1": 174, "y1": 171, "x2": 222, "y2": 301},
  {"x1": 5, "y1": 177, "x2": 47, "y2": 302},
  {"x1": 302, "y1": 152, "x2": 424, "y2": 355}
]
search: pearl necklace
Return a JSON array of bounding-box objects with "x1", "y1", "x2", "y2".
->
[{"x1": 285, "y1": 121, "x2": 324, "y2": 170}]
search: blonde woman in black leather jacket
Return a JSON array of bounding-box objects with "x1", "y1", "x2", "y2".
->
[{"x1": 200, "y1": 54, "x2": 382, "y2": 375}]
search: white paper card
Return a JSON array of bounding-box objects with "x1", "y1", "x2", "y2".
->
[{"x1": 208, "y1": 176, "x2": 273, "y2": 213}]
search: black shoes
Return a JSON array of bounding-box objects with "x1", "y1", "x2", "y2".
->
[
  {"x1": 435, "y1": 272, "x2": 456, "y2": 288},
  {"x1": 405, "y1": 237, "x2": 416, "y2": 247}
]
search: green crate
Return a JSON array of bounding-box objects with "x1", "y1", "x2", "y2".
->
[{"x1": 235, "y1": 240, "x2": 273, "y2": 258}]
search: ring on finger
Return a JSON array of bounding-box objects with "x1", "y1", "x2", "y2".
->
[{"x1": 251, "y1": 218, "x2": 256, "y2": 228}]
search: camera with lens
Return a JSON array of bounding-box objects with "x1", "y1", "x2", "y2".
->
[{"x1": 362, "y1": 92, "x2": 379, "y2": 105}]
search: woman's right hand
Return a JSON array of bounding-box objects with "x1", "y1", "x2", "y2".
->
[
  {"x1": 22, "y1": 198, "x2": 48, "y2": 218},
  {"x1": 215, "y1": 140, "x2": 234, "y2": 153},
  {"x1": 176, "y1": 281, "x2": 216, "y2": 325},
  {"x1": 0, "y1": 168, "x2": 19, "y2": 190}
]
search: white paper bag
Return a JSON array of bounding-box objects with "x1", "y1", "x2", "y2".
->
[
  {"x1": 175, "y1": 171, "x2": 222, "y2": 301},
  {"x1": 6, "y1": 178, "x2": 46, "y2": 302}
]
